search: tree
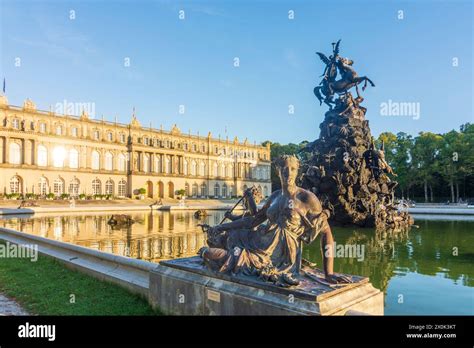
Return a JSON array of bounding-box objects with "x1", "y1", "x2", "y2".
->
[
  {"x1": 376, "y1": 132, "x2": 415, "y2": 199},
  {"x1": 410, "y1": 132, "x2": 443, "y2": 202}
]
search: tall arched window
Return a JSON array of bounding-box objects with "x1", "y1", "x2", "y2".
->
[
  {"x1": 37, "y1": 145, "x2": 48, "y2": 166},
  {"x1": 38, "y1": 177, "x2": 48, "y2": 196},
  {"x1": 214, "y1": 183, "x2": 220, "y2": 197},
  {"x1": 143, "y1": 153, "x2": 150, "y2": 172},
  {"x1": 69, "y1": 149, "x2": 79, "y2": 168},
  {"x1": 222, "y1": 184, "x2": 227, "y2": 198},
  {"x1": 117, "y1": 153, "x2": 126, "y2": 172},
  {"x1": 165, "y1": 156, "x2": 170, "y2": 173},
  {"x1": 105, "y1": 152, "x2": 113, "y2": 171},
  {"x1": 199, "y1": 162, "x2": 205, "y2": 176},
  {"x1": 91, "y1": 150, "x2": 100, "y2": 170},
  {"x1": 220, "y1": 163, "x2": 226, "y2": 177},
  {"x1": 10, "y1": 175, "x2": 22, "y2": 194},
  {"x1": 192, "y1": 183, "x2": 198, "y2": 197},
  {"x1": 183, "y1": 159, "x2": 188, "y2": 175},
  {"x1": 69, "y1": 178, "x2": 80, "y2": 197},
  {"x1": 213, "y1": 163, "x2": 218, "y2": 177},
  {"x1": 53, "y1": 146, "x2": 66, "y2": 168},
  {"x1": 118, "y1": 179, "x2": 127, "y2": 197},
  {"x1": 9, "y1": 143, "x2": 21, "y2": 164},
  {"x1": 105, "y1": 179, "x2": 114, "y2": 195},
  {"x1": 184, "y1": 183, "x2": 190, "y2": 196},
  {"x1": 92, "y1": 178, "x2": 101, "y2": 195},
  {"x1": 191, "y1": 160, "x2": 197, "y2": 176},
  {"x1": 53, "y1": 177, "x2": 64, "y2": 196},
  {"x1": 154, "y1": 155, "x2": 161, "y2": 173},
  {"x1": 230, "y1": 185, "x2": 234, "y2": 197},
  {"x1": 227, "y1": 164, "x2": 233, "y2": 178},
  {"x1": 200, "y1": 183, "x2": 207, "y2": 197}
]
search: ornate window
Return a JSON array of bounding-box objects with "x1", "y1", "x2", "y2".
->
[
  {"x1": 38, "y1": 176, "x2": 48, "y2": 196},
  {"x1": 222, "y1": 184, "x2": 227, "y2": 198},
  {"x1": 184, "y1": 183, "x2": 190, "y2": 196},
  {"x1": 105, "y1": 152, "x2": 113, "y2": 171},
  {"x1": 37, "y1": 145, "x2": 48, "y2": 166},
  {"x1": 214, "y1": 183, "x2": 220, "y2": 197},
  {"x1": 117, "y1": 153, "x2": 126, "y2": 172},
  {"x1": 12, "y1": 118, "x2": 20, "y2": 129},
  {"x1": 192, "y1": 183, "x2": 198, "y2": 197},
  {"x1": 154, "y1": 155, "x2": 161, "y2": 173},
  {"x1": 69, "y1": 178, "x2": 80, "y2": 197},
  {"x1": 53, "y1": 177, "x2": 64, "y2": 196},
  {"x1": 165, "y1": 156, "x2": 171, "y2": 174},
  {"x1": 9, "y1": 142, "x2": 21, "y2": 164},
  {"x1": 55, "y1": 125, "x2": 62, "y2": 136},
  {"x1": 91, "y1": 150, "x2": 100, "y2": 170},
  {"x1": 105, "y1": 179, "x2": 114, "y2": 195},
  {"x1": 107, "y1": 132, "x2": 113, "y2": 141},
  {"x1": 183, "y1": 159, "x2": 188, "y2": 175},
  {"x1": 120, "y1": 133, "x2": 126, "y2": 143},
  {"x1": 143, "y1": 153, "x2": 150, "y2": 172},
  {"x1": 39, "y1": 123, "x2": 47, "y2": 133},
  {"x1": 191, "y1": 160, "x2": 197, "y2": 176},
  {"x1": 200, "y1": 183, "x2": 207, "y2": 197},
  {"x1": 93, "y1": 130, "x2": 100, "y2": 140},
  {"x1": 69, "y1": 149, "x2": 79, "y2": 169},
  {"x1": 200, "y1": 162, "x2": 206, "y2": 176},
  {"x1": 10, "y1": 175, "x2": 21, "y2": 194},
  {"x1": 118, "y1": 179, "x2": 127, "y2": 197},
  {"x1": 53, "y1": 146, "x2": 66, "y2": 168},
  {"x1": 92, "y1": 178, "x2": 101, "y2": 195},
  {"x1": 71, "y1": 127, "x2": 78, "y2": 137},
  {"x1": 213, "y1": 162, "x2": 218, "y2": 177}
]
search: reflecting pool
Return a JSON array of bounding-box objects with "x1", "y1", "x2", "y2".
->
[{"x1": 0, "y1": 211, "x2": 472, "y2": 315}]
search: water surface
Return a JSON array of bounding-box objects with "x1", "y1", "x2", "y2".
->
[{"x1": 1, "y1": 211, "x2": 472, "y2": 315}]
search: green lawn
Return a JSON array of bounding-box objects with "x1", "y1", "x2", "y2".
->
[{"x1": 0, "y1": 242, "x2": 160, "y2": 315}]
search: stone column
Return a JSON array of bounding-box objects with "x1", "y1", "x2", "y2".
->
[
  {"x1": 0, "y1": 136, "x2": 4, "y2": 164},
  {"x1": 80, "y1": 146, "x2": 87, "y2": 169},
  {"x1": 86, "y1": 147, "x2": 92, "y2": 169},
  {"x1": 31, "y1": 139, "x2": 36, "y2": 166},
  {"x1": 4, "y1": 137, "x2": 10, "y2": 163},
  {"x1": 47, "y1": 143, "x2": 54, "y2": 167},
  {"x1": 150, "y1": 153, "x2": 155, "y2": 173}
]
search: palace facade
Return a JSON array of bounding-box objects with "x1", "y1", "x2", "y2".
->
[{"x1": 0, "y1": 96, "x2": 271, "y2": 199}]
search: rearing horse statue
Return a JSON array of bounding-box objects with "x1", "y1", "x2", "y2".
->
[{"x1": 314, "y1": 41, "x2": 375, "y2": 109}]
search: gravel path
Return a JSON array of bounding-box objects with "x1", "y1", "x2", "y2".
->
[{"x1": 0, "y1": 293, "x2": 29, "y2": 315}]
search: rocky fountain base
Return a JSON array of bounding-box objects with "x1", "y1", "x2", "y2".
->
[{"x1": 300, "y1": 93, "x2": 413, "y2": 229}]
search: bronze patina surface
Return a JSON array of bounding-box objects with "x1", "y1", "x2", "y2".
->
[{"x1": 301, "y1": 41, "x2": 412, "y2": 229}]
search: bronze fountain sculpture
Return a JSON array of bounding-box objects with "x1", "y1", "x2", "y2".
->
[
  {"x1": 197, "y1": 155, "x2": 351, "y2": 287},
  {"x1": 301, "y1": 40, "x2": 413, "y2": 229}
]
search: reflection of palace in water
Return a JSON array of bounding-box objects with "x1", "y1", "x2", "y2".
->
[{"x1": 0, "y1": 211, "x2": 227, "y2": 262}]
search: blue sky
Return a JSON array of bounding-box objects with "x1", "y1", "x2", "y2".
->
[{"x1": 1, "y1": 0, "x2": 472, "y2": 144}]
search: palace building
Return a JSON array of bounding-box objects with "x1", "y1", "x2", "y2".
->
[{"x1": 0, "y1": 95, "x2": 271, "y2": 199}]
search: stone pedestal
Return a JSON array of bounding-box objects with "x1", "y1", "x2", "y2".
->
[{"x1": 149, "y1": 257, "x2": 383, "y2": 316}]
